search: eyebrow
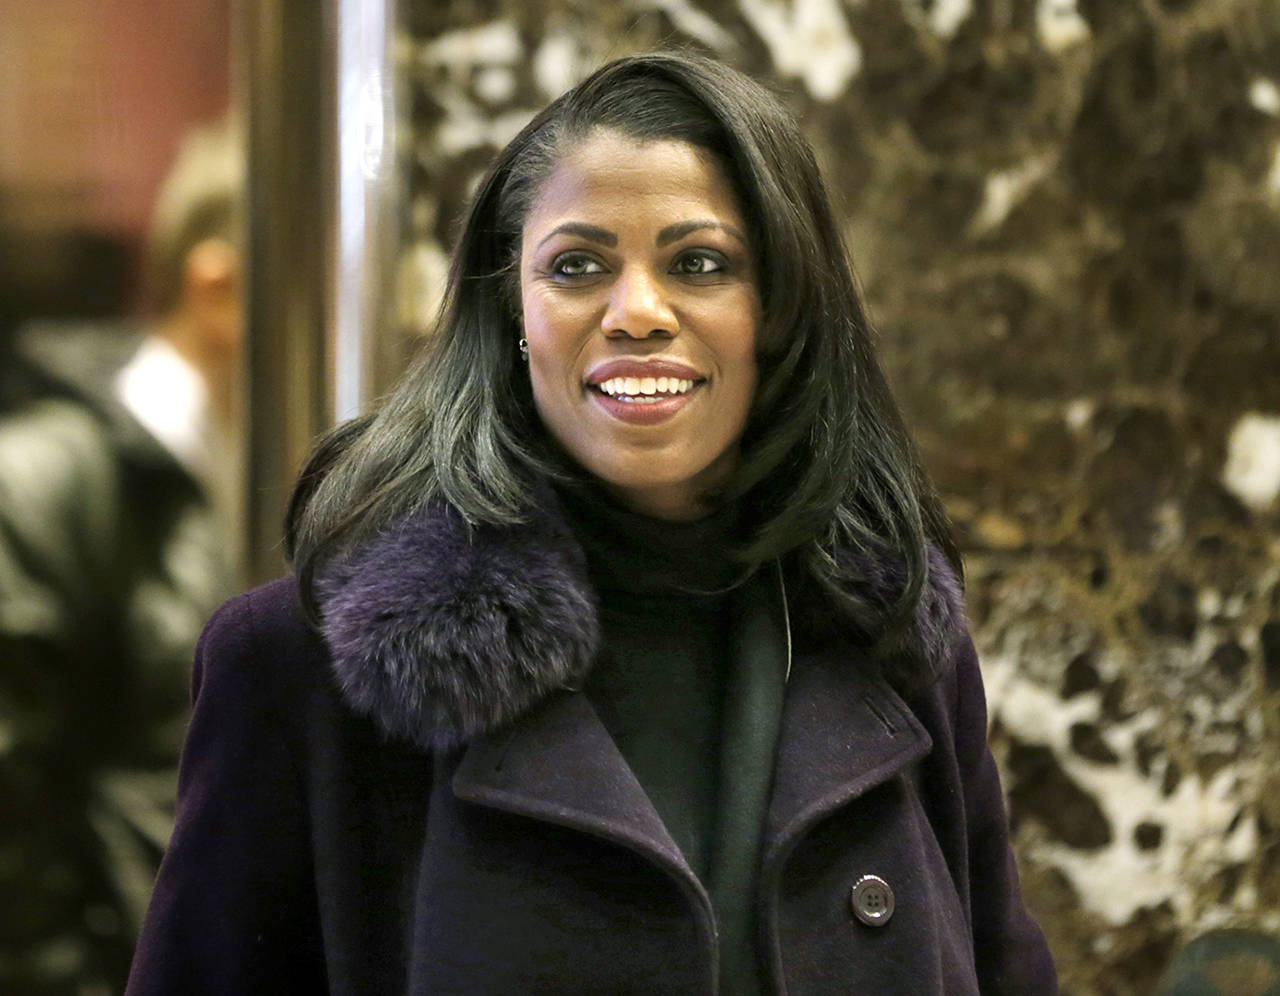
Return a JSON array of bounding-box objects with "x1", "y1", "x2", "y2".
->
[
  {"x1": 537, "y1": 222, "x2": 616, "y2": 249},
  {"x1": 535, "y1": 219, "x2": 747, "y2": 250},
  {"x1": 656, "y1": 220, "x2": 747, "y2": 247}
]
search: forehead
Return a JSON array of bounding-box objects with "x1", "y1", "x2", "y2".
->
[{"x1": 523, "y1": 130, "x2": 745, "y2": 234}]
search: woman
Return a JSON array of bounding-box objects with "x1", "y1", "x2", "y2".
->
[{"x1": 127, "y1": 52, "x2": 1056, "y2": 994}]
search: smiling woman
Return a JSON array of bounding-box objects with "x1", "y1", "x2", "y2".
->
[
  {"x1": 125, "y1": 52, "x2": 1057, "y2": 995},
  {"x1": 521, "y1": 131, "x2": 759, "y2": 520}
]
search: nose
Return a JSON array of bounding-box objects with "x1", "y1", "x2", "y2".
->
[{"x1": 601, "y1": 266, "x2": 678, "y2": 339}]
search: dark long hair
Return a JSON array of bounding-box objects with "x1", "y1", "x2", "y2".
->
[{"x1": 287, "y1": 51, "x2": 958, "y2": 666}]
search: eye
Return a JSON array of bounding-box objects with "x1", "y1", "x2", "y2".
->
[
  {"x1": 671, "y1": 250, "x2": 727, "y2": 276},
  {"x1": 550, "y1": 252, "x2": 606, "y2": 279}
]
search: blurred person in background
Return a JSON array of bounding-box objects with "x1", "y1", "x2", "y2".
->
[{"x1": 0, "y1": 117, "x2": 243, "y2": 994}]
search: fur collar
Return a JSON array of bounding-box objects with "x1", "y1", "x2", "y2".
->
[{"x1": 317, "y1": 497, "x2": 965, "y2": 752}]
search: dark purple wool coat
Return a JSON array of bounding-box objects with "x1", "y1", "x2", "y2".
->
[{"x1": 126, "y1": 501, "x2": 1057, "y2": 995}]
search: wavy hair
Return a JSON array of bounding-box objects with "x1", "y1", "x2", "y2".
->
[{"x1": 286, "y1": 51, "x2": 958, "y2": 676}]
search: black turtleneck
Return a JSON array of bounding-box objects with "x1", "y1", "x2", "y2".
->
[{"x1": 558, "y1": 483, "x2": 787, "y2": 995}]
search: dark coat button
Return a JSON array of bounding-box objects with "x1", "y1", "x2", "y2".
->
[{"x1": 850, "y1": 874, "x2": 894, "y2": 927}]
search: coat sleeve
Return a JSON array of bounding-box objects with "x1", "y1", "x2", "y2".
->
[
  {"x1": 125, "y1": 591, "x2": 327, "y2": 995},
  {"x1": 949, "y1": 634, "x2": 1059, "y2": 994}
]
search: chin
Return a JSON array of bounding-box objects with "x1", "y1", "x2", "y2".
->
[{"x1": 595, "y1": 459, "x2": 730, "y2": 520}]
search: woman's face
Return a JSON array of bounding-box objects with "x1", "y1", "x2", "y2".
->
[{"x1": 519, "y1": 129, "x2": 760, "y2": 521}]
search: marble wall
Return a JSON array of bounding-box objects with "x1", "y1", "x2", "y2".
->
[{"x1": 396, "y1": 1, "x2": 1280, "y2": 991}]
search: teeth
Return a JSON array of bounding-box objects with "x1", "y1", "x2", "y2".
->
[{"x1": 596, "y1": 376, "x2": 697, "y2": 399}]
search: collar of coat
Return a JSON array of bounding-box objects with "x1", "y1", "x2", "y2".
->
[{"x1": 316, "y1": 491, "x2": 966, "y2": 752}]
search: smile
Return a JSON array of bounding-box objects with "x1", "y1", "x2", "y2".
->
[{"x1": 594, "y1": 376, "x2": 698, "y2": 402}]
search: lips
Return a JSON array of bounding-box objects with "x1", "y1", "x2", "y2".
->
[
  {"x1": 585, "y1": 358, "x2": 704, "y2": 387},
  {"x1": 584, "y1": 359, "x2": 705, "y2": 426}
]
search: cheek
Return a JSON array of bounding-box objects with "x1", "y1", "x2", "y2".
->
[
  {"x1": 723, "y1": 328, "x2": 760, "y2": 438},
  {"x1": 520, "y1": 283, "x2": 572, "y2": 343},
  {"x1": 729, "y1": 362, "x2": 759, "y2": 432},
  {"x1": 521, "y1": 283, "x2": 600, "y2": 382},
  {"x1": 520, "y1": 302, "x2": 582, "y2": 436},
  {"x1": 521, "y1": 298, "x2": 564, "y2": 378},
  {"x1": 719, "y1": 304, "x2": 761, "y2": 398}
]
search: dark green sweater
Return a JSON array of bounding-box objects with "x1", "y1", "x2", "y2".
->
[{"x1": 561, "y1": 487, "x2": 788, "y2": 993}]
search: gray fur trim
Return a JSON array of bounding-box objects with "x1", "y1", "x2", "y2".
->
[
  {"x1": 317, "y1": 502, "x2": 963, "y2": 748},
  {"x1": 882, "y1": 545, "x2": 968, "y2": 684},
  {"x1": 317, "y1": 503, "x2": 598, "y2": 751}
]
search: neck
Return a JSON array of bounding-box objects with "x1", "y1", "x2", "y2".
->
[
  {"x1": 605, "y1": 483, "x2": 712, "y2": 522},
  {"x1": 556, "y1": 479, "x2": 747, "y2": 597}
]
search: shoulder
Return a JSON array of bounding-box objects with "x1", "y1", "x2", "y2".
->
[
  {"x1": 193, "y1": 578, "x2": 331, "y2": 705},
  {"x1": 203, "y1": 577, "x2": 316, "y2": 644},
  {"x1": 313, "y1": 499, "x2": 599, "y2": 751},
  {"x1": 892, "y1": 605, "x2": 985, "y2": 769},
  {"x1": 0, "y1": 398, "x2": 117, "y2": 497},
  {"x1": 0, "y1": 399, "x2": 122, "y2": 586}
]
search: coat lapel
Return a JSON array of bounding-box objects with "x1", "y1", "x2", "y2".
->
[
  {"x1": 451, "y1": 690, "x2": 708, "y2": 904},
  {"x1": 762, "y1": 646, "x2": 933, "y2": 871},
  {"x1": 451, "y1": 643, "x2": 933, "y2": 883}
]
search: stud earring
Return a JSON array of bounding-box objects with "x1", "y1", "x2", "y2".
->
[{"x1": 518, "y1": 337, "x2": 529, "y2": 361}]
